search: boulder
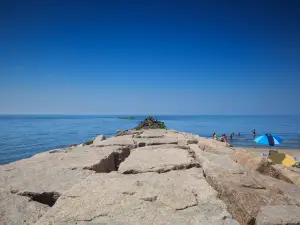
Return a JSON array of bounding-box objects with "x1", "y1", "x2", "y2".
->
[
  {"x1": 230, "y1": 149, "x2": 295, "y2": 184},
  {"x1": 0, "y1": 145, "x2": 130, "y2": 206},
  {"x1": 194, "y1": 144, "x2": 297, "y2": 186},
  {"x1": 134, "y1": 117, "x2": 166, "y2": 130},
  {"x1": 271, "y1": 164, "x2": 300, "y2": 187},
  {"x1": 203, "y1": 165, "x2": 300, "y2": 225},
  {"x1": 140, "y1": 129, "x2": 166, "y2": 138},
  {"x1": 189, "y1": 144, "x2": 246, "y2": 174},
  {"x1": 132, "y1": 130, "x2": 198, "y2": 147},
  {"x1": 116, "y1": 129, "x2": 129, "y2": 136},
  {"x1": 118, "y1": 145, "x2": 198, "y2": 174},
  {"x1": 256, "y1": 205, "x2": 300, "y2": 225},
  {"x1": 165, "y1": 131, "x2": 199, "y2": 145},
  {"x1": 91, "y1": 134, "x2": 106, "y2": 145},
  {"x1": 189, "y1": 144, "x2": 300, "y2": 225},
  {"x1": 92, "y1": 135, "x2": 135, "y2": 147},
  {"x1": 0, "y1": 189, "x2": 49, "y2": 225},
  {"x1": 230, "y1": 150, "x2": 270, "y2": 171},
  {"x1": 197, "y1": 138, "x2": 227, "y2": 152},
  {"x1": 35, "y1": 168, "x2": 239, "y2": 225},
  {"x1": 0, "y1": 159, "x2": 93, "y2": 203}
]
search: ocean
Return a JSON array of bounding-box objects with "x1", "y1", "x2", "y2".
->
[{"x1": 0, "y1": 115, "x2": 299, "y2": 165}]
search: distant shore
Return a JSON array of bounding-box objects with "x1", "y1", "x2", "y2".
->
[{"x1": 118, "y1": 116, "x2": 135, "y2": 120}]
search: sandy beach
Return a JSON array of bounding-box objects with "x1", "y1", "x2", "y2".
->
[{"x1": 235, "y1": 147, "x2": 300, "y2": 158}]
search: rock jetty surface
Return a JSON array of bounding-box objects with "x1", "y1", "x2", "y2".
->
[{"x1": 1, "y1": 128, "x2": 300, "y2": 224}]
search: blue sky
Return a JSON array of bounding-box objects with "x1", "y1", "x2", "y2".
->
[{"x1": 0, "y1": 0, "x2": 299, "y2": 115}]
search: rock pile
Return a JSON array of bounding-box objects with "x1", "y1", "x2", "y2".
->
[
  {"x1": 1, "y1": 129, "x2": 300, "y2": 225},
  {"x1": 134, "y1": 117, "x2": 166, "y2": 130},
  {"x1": 116, "y1": 117, "x2": 166, "y2": 136}
]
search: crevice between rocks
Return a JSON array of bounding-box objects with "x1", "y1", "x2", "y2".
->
[
  {"x1": 122, "y1": 163, "x2": 200, "y2": 174},
  {"x1": 156, "y1": 163, "x2": 200, "y2": 173},
  {"x1": 83, "y1": 146, "x2": 132, "y2": 173},
  {"x1": 201, "y1": 168, "x2": 259, "y2": 225},
  {"x1": 18, "y1": 191, "x2": 61, "y2": 207}
]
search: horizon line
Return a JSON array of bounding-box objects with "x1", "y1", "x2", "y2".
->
[{"x1": 0, "y1": 114, "x2": 299, "y2": 116}]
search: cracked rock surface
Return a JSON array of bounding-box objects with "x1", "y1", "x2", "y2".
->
[
  {"x1": 1, "y1": 129, "x2": 300, "y2": 225},
  {"x1": 35, "y1": 168, "x2": 239, "y2": 225},
  {"x1": 0, "y1": 145, "x2": 130, "y2": 195},
  {"x1": 118, "y1": 145, "x2": 198, "y2": 174}
]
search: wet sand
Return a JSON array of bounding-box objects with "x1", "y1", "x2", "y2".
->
[{"x1": 234, "y1": 147, "x2": 300, "y2": 158}]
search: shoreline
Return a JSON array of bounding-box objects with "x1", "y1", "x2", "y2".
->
[{"x1": 234, "y1": 146, "x2": 300, "y2": 157}]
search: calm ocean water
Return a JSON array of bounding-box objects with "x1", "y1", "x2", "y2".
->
[{"x1": 0, "y1": 115, "x2": 300, "y2": 165}]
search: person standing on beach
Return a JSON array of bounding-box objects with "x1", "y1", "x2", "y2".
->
[
  {"x1": 212, "y1": 132, "x2": 218, "y2": 140},
  {"x1": 252, "y1": 129, "x2": 256, "y2": 137},
  {"x1": 221, "y1": 134, "x2": 228, "y2": 143},
  {"x1": 224, "y1": 134, "x2": 228, "y2": 143}
]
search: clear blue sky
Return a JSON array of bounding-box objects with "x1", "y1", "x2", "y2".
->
[{"x1": 0, "y1": 0, "x2": 299, "y2": 115}]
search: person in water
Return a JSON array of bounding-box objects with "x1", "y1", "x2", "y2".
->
[
  {"x1": 252, "y1": 129, "x2": 256, "y2": 137},
  {"x1": 230, "y1": 132, "x2": 235, "y2": 139},
  {"x1": 238, "y1": 132, "x2": 240, "y2": 136}
]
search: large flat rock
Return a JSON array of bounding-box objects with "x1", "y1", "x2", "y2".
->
[
  {"x1": 189, "y1": 144, "x2": 246, "y2": 174},
  {"x1": 35, "y1": 168, "x2": 239, "y2": 225},
  {"x1": 92, "y1": 135, "x2": 135, "y2": 147},
  {"x1": 0, "y1": 190, "x2": 49, "y2": 225},
  {"x1": 90, "y1": 134, "x2": 106, "y2": 145},
  {"x1": 140, "y1": 129, "x2": 167, "y2": 138},
  {"x1": 0, "y1": 158, "x2": 93, "y2": 196},
  {"x1": 118, "y1": 145, "x2": 198, "y2": 174},
  {"x1": 0, "y1": 145, "x2": 130, "y2": 198}
]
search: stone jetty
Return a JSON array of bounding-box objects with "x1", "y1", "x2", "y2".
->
[{"x1": 1, "y1": 127, "x2": 300, "y2": 224}]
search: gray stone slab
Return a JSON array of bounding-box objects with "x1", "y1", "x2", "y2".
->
[
  {"x1": 118, "y1": 146, "x2": 198, "y2": 174},
  {"x1": 35, "y1": 168, "x2": 239, "y2": 225},
  {"x1": 140, "y1": 129, "x2": 166, "y2": 138},
  {"x1": 0, "y1": 146, "x2": 129, "y2": 195}
]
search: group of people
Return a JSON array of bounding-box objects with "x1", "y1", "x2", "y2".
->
[
  {"x1": 212, "y1": 129, "x2": 256, "y2": 143},
  {"x1": 212, "y1": 133, "x2": 229, "y2": 142}
]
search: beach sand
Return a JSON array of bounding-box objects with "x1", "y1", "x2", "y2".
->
[{"x1": 234, "y1": 147, "x2": 300, "y2": 158}]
